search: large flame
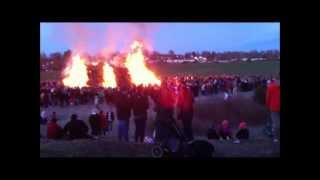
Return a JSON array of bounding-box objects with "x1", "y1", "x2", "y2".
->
[
  {"x1": 102, "y1": 63, "x2": 117, "y2": 88},
  {"x1": 62, "y1": 54, "x2": 89, "y2": 88},
  {"x1": 124, "y1": 41, "x2": 161, "y2": 86}
]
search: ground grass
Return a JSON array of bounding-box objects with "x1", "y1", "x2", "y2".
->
[{"x1": 148, "y1": 61, "x2": 280, "y2": 77}]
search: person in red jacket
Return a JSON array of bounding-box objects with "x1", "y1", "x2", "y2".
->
[
  {"x1": 98, "y1": 110, "x2": 108, "y2": 136},
  {"x1": 177, "y1": 84, "x2": 195, "y2": 141},
  {"x1": 265, "y1": 73, "x2": 280, "y2": 142},
  {"x1": 47, "y1": 118, "x2": 63, "y2": 139}
]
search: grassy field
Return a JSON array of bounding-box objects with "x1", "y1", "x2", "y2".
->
[
  {"x1": 41, "y1": 61, "x2": 280, "y2": 81},
  {"x1": 149, "y1": 61, "x2": 280, "y2": 76}
]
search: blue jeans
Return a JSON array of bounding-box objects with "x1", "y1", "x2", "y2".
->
[
  {"x1": 270, "y1": 111, "x2": 280, "y2": 140},
  {"x1": 118, "y1": 120, "x2": 129, "y2": 142},
  {"x1": 264, "y1": 111, "x2": 273, "y2": 137}
]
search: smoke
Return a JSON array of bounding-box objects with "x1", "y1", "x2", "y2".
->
[
  {"x1": 101, "y1": 23, "x2": 159, "y2": 58},
  {"x1": 61, "y1": 23, "x2": 159, "y2": 65},
  {"x1": 63, "y1": 23, "x2": 95, "y2": 55}
]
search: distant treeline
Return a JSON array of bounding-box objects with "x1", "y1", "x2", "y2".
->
[{"x1": 40, "y1": 49, "x2": 280, "y2": 71}]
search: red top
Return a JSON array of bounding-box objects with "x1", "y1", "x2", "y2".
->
[
  {"x1": 47, "y1": 121, "x2": 63, "y2": 139},
  {"x1": 99, "y1": 113, "x2": 108, "y2": 129},
  {"x1": 266, "y1": 82, "x2": 280, "y2": 112}
]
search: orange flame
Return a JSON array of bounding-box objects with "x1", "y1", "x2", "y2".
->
[
  {"x1": 62, "y1": 54, "x2": 89, "y2": 88},
  {"x1": 124, "y1": 41, "x2": 161, "y2": 86},
  {"x1": 102, "y1": 62, "x2": 117, "y2": 88}
]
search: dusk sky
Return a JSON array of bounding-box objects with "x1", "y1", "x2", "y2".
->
[{"x1": 40, "y1": 23, "x2": 280, "y2": 54}]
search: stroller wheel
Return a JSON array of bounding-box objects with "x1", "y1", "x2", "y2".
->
[{"x1": 151, "y1": 145, "x2": 164, "y2": 158}]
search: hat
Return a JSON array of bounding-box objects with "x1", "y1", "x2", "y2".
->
[{"x1": 239, "y1": 122, "x2": 247, "y2": 129}]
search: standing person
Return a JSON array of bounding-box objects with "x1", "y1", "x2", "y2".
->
[
  {"x1": 132, "y1": 88, "x2": 149, "y2": 143},
  {"x1": 98, "y1": 110, "x2": 108, "y2": 136},
  {"x1": 266, "y1": 73, "x2": 280, "y2": 143},
  {"x1": 153, "y1": 83, "x2": 177, "y2": 142},
  {"x1": 115, "y1": 89, "x2": 132, "y2": 142},
  {"x1": 201, "y1": 83, "x2": 206, "y2": 96},
  {"x1": 94, "y1": 94, "x2": 99, "y2": 110},
  {"x1": 232, "y1": 79, "x2": 238, "y2": 96},
  {"x1": 88, "y1": 110, "x2": 100, "y2": 137},
  {"x1": 40, "y1": 91, "x2": 45, "y2": 107},
  {"x1": 177, "y1": 84, "x2": 195, "y2": 141},
  {"x1": 43, "y1": 91, "x2": 49, "y2": 108},
  {"x1": 64, "y1": 114, "x2": 91, "y2": 140}
]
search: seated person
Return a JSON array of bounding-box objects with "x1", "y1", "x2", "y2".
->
[
  {"x1": 218, "y1": 120, "x2": 232, "y2": 140},
  {"x1": 234, "y1": 121, "x2": 250, "y2": 143},
  {"x1": 64, "y1": 114, "x2": 91, "y2": 140},
  {"x1": 207, "y1": 123, "x2": 219, "y2": 140},
  {"x1": 47, "y1": 118, "x2": 63, "y2": 139}
]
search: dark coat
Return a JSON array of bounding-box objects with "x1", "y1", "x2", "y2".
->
[
  {"x1": 115, "y1": 92, "x2": 132, "y2": 121},
  {"x1": 132, "y1": 93, "x2": 149, "y2": 118},
  {"x1": 64, "y1": 119, "x2": 89, "y2": 139},
  {"x1": 89, "y1": 114, "x2": 100, "y2": 136},
  {"x1": 236, "y1": 129, "x2": 250, "y2": 139}
]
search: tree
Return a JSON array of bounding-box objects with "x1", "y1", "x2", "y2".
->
[
  {"x1": 201, "y1": 51, "x2": 211, "y2": 58},
  {"x1": 184, "y1": 52, "x2": 192, "y2": 59},
  {"x1": 168, "y1": 50, "x2": 175, "y2": 58},
  {"x1": 40, "y1": 52, "x2": 47, "y2": 61}
]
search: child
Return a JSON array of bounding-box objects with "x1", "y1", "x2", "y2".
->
[
  {"x1": 218, "y1": 120, "x2": 232, "y2": 140},
  {"x1": 47, "y1": 118, "x2": 63, "y2": 139},
  {"x1": 207, "y1": 123, "x2": 219, "y2": 140},
  {"x1": 98, "y1": 110, "x2": 108, "y2": 136},
  {"x1": 234, "y1": 121, "x2": 250, "y2": 144}
]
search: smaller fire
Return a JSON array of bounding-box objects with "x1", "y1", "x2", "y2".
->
[
  {"x1": 102, "y1": 62, "x2": 117, "y2": 88},
  {"x1": 62, "y1": 54, "x2": 89, "y2": 88}
]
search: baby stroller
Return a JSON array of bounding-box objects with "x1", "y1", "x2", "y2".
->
[{"x1": 151, "y1": 120, "x2": 215, "y2": 158}]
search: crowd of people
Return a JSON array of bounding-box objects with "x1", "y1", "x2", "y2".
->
[
  {"x1": 40, "y1": 74, "x2": 271, "y2": 108},
  {"x1": 40, "y1": 73, "x2": 280, "y2": 145}
]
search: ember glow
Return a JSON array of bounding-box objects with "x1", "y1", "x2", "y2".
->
[
  {"x1": 62, "y1": 54, "x2": 89, "y2": 88},
  {"x1": 102, "y1": 62, "x2": 117, "y2": 88},
  {"x1": 124, "y1": 41, "x2": 161, "y2": 86}
]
